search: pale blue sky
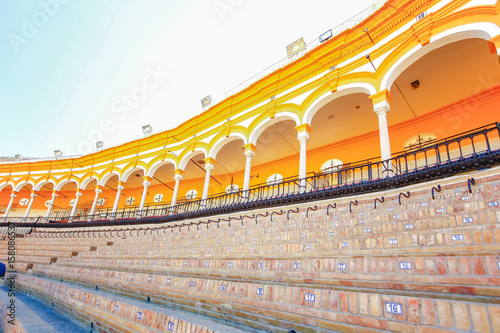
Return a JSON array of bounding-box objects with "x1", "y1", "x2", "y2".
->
[{"x1": 1, "y1": 0, "x2": 375, "y2": 158}]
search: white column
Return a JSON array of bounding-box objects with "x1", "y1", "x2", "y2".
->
[
  {"x1": 68, "y1": 191, "x2": 82, "y2": 223},
  {"x1": 111, "y1": 183, "x2": 124, "y2": 219},
  {"x1": 138, "y1": 179, "x2": 151, "y2": 216},
  {"x1": 2, "y1": 192, "x2": 17, "y2": 222},
  {"x1": 243, "y1": 151, "x2": 254, "y2": 193},
  {"x1": 370, "y1": 90, "x2": 393, "y2": 176},
  {"x1": 295, "y1": 124, "x2": 311, "y2": 194},
  {"x1": 170, "y1": 174, "x2": 183, "y2": 207},
  {"x1": 298, "y1": 134, "x2": 309, "y2": 193},
  {"x1": 88, "y1": 187, "x2": 102, "y2": 221},
  {"x1": 202, "y1": 163, "x2": 214, "y2": 201},
  {"x1": 375, "y1": 107, "x2": 392, "y2": 163},
  {"x1": 45, "y1": 191, "x2": 57, "y2": 218},
  {"x1": 23, "y1": 191, "x2": 37, "y2": 219}
]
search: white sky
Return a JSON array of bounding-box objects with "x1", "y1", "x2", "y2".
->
[{"x1": 1, "y1": 0, "x2": 377, "y2": 158}]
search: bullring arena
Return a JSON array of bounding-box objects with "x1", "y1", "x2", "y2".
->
[{"x1": 1, "y1": 0, "x2": 500, "y2": 332}]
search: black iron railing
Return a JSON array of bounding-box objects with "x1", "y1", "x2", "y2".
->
[{"x1": 3, "y1": 123, "x2": 500, "y2": 229}]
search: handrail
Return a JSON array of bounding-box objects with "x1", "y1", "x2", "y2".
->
[
  {"x1": 3, "y1": 122, "x2": 500, "y2": 228},
  {"x1": 287, "y1": 208, "x2": 299, "y2": 220},
  {"x1": 398, "y1": 191, "x2": 410, "y2": 205},
  {"x1": 306, "y1": 206, "x2": 317, "y2": 218},
  {"x1": 326, "y1": 203, "x2": 336, "y2": 216},
  {"x1": 374, "y1": 197, "x2": 384, "y2": 209},
  {"x1": 467, "y1": 178, "x2": 476, "y2": 193},
  {"x1": 431, "y1": 185, "x2": 441, "y2": 199},
  {"x1": 349, "y1": 200, "x2": 358, "y2": 213}
]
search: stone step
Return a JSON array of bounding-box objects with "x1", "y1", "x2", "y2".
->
[{"x1": 0, "y1": 286, "x2": 85, "y2": 333}]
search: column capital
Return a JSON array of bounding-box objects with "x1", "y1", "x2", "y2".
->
[
  {"x1": 243, "y1": 143, "x2": 256, "y2": 153},
  {"x1": 143, "y1": 176, "x2": 152, "y2": 183},
  {"x1": 75, "y1": 192, "x2": 83, "y2": 198},
  {"x1": 489, "y1": 35, "x2": 500, "y2": 54},
  {"x1": 204, "y1": 163, "x2": 214, "y2": 171},
  {"x1": 374, "y1": 103, "x2": 390, "y2": 116},
  {"x1": 204, "y1": 157, "x2": 216, "y2": 166},
  {"x1": 369, "y1": 89, "x2": 392, "y2": 105},
  {"x1": 174, "y1": 169, "x2": 185, "y2": 177},
  {"x1": 295, "y1": 123, "x2": 312, "y2": 134},
  {"x1": 174, "y1": 174, "x2": 183, "y2": 182},
  {"x1": 10, "y1": 191, "x2": 18, "y2": 198},
  {"x1": 244, "y1": 150, "x2": 255, "y2": 158},
  {"x1": 297, "y1": 133, "x2": 310, "y2": 143},
  {"x1": 142, "y1": 180, "x2": 151, "y2": 187},
  {"x1": 370, "y1": 89, "x2": 392, "y2": 116},
  {"x1": 51, "y1": 190, "x2": 58, "y2": 197},
  {"x1": 30, "y1": 190, "x2": 38, "y2": 198},
  {"x1": 117, "y1": 185, "x2": 124, "y2": 191},
  {"x1": 117, "y1": 181, "x2": 125, "y2": 187},
  {"x1": 296, "y1": 124, "x2": 311, "y2": 143}
]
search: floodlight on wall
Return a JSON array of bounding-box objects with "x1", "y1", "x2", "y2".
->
[
  {"x1": 54, "y1": 150, "x2": 63, "y2": 158},
  {"x1": 142, "y1": 124, "x2": 153, "y2": 137},
  {"x1": 286, "y1": 37, "x2": 306, "y2": 58},
  {"x1": 201, "y1": 95, "x2": 213, "y2": 109},
  {"x1": 319, "y1": 30, "x2": 333, "y2": 43},
  {"x1": 96, "y1": 141, "x2": 104, "y2": 151}
]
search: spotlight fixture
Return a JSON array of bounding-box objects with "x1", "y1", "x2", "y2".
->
[
  {"x1": 54, "y1": 150, "x2": 63, "y2": 158},
  {"x1": 319, "y1": 30, "x2": 333, "y2": 43},
  {"x1": 96, "y1": 141, "x2": 104, "y2": 151},
  {"x1": 286, "y1": 37, "x2": 306, "y2": 58},
  {"x1": 201, "y1": 95, "x2": 213, "y2": 109},
  {"x1": 142, "y1": 124, "x2": 153, "y2": 137},
  {"x1": 15, "y1": 154, "x2": 22, "y2": 159},
  {"x1": 411, "y1": 80, "x2": 420, "y2": 89}
]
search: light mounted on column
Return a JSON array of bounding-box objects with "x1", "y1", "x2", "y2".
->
[
  {"x1": 54, "y1": 150, "x2": 63, "y2": 158},
  {"x1": 142, "y1": 125, "x2": 153, "y2": 137},
  {"x1": 96, "y1": 141, "x2": 104, "y2": 151}
]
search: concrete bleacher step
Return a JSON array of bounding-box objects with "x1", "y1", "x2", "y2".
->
[
  {"x1": 28, "y1": 261, "x2": 500, "y2": 332},
  {"x1": 3, "y1": 168, "x2": 500, "y2": 332},
  {"x1": 0, "y1": 286, "x2": 86, "y2": 333},
  {"x1": 16, "y1": 274, "x2": 262, "y2": 333}
]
